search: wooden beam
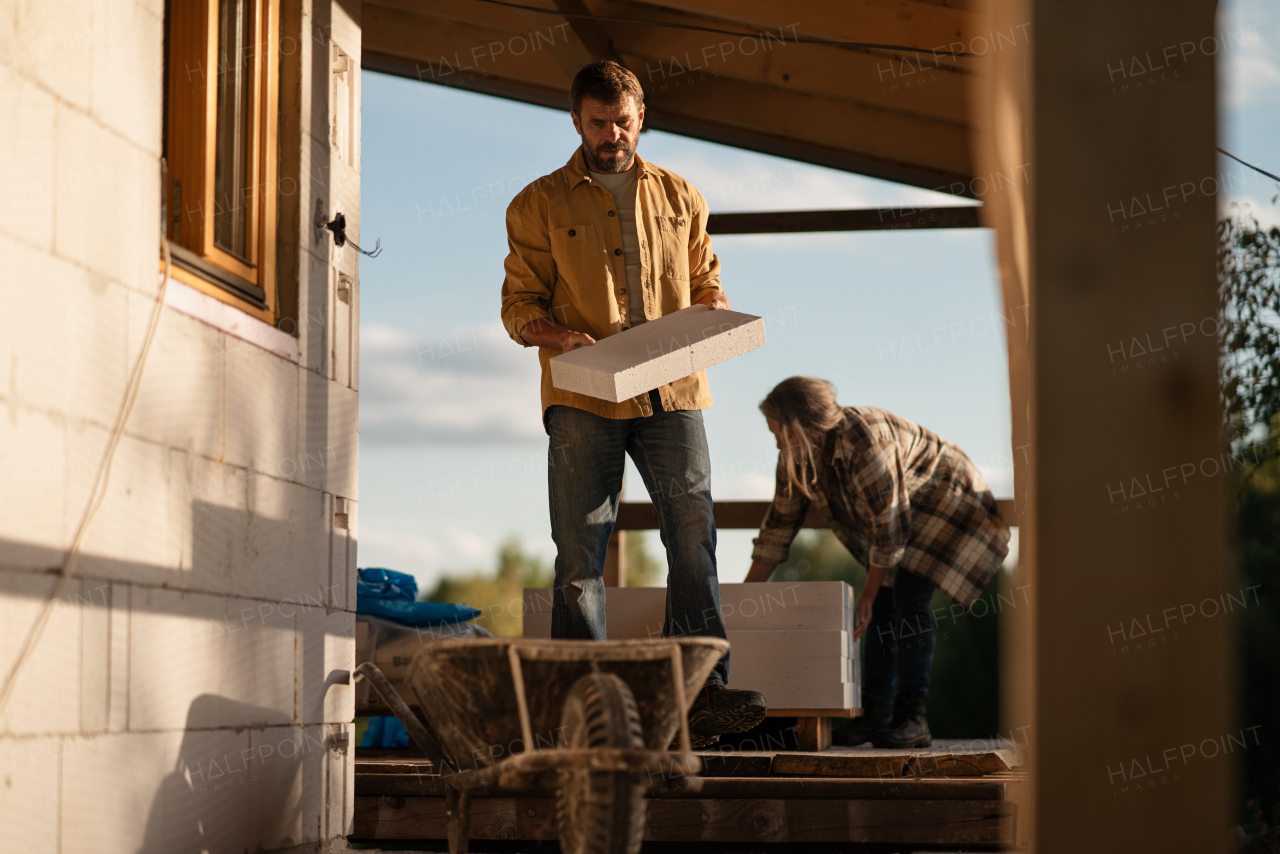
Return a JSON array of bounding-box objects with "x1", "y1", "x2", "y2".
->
[
  {"x1": 771, "y1": 748, "x2": 1016, "y2": 779},
  {"x1": 352, "y1": 794, "x2": 1015, "y2": 845},
  {"x1": 625, "y1": 0, "x2": 973, "y2": 55},
  {"x1": 615, "y1": 499, "x2": 1018, "y2": 530},
  {"x1": 361, "y1": 2, "x2": 976, "y2": 190},
  {"x1": 706, "y1": 206, "x2": 983, "y2": 234},
  {"x1": 355, "y1": 771, "x2": 1012, "y2": 800},
  {"x1": 598, "y1": 2, "x2": 970, "y2": 123}
]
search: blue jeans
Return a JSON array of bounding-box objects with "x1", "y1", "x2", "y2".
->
[
  {"x1": 863, "y1": 568, "x2": 937, "y2": 705},
  {"x1": 544, "y1": 399, "x2": 729, "y2": 687}
]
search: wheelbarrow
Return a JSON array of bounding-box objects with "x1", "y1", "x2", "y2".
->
[{"x1": 355, "y1": 636, "x2": 729, "y2": 854}]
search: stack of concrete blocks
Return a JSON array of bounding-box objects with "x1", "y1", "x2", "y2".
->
[
  {"x1": 550, "y1": 305, "x2": 766, "y2": 402},
  {"x1": 0, "y1": 3, "x2": 362, "y2": 852},
  {"x1": 522, "y1": 582, "x2": 859, "y2": 712}
]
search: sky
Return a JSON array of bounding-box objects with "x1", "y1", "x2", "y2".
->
[{"x1": 356, "y1": 0, "x2": 1280, "y2": 593}]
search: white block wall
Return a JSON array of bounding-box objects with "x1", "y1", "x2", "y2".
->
[
  {"x1": 0, "y1": 2, "x2": 362, "y2": 852},
  {"x1": 523, "y1": 582, "x2": 860, "y2": 712}
]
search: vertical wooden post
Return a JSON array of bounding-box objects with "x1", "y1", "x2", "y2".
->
[
  {"x1": 971, "y1": 1, "x2": 1231, "y2": 851},
  {"x1": 795, "y1": 717, "x2": 832, "y2": 752},
  {"x1": 603, "y1": 478, "x2": 628, "y2": 587}
]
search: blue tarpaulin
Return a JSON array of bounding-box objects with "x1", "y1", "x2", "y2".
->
[
  {"x1": 356, "y1": 567, "x2": 481, "y2": 627},
  {"x1": 356, "y1": 568, "x2": 481, "y2": 749}
]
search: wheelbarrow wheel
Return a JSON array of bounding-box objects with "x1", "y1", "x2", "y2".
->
[{"x1": 556, "y1": 672, "x2": 646, "y2": 854}]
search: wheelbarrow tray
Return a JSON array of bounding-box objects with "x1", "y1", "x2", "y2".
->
[{"x1": 402, "y1": 637, "x2": 728, "y2": 768}]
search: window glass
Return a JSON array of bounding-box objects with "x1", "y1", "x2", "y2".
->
[{"x1": 214, "y1": 0, "x2": 253, "y2": 259}]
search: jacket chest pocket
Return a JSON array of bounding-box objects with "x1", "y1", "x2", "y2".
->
[
  {"x1": 550, "y1": 223, "x2": 608, "y2": 293},
  {"x1": 654, "y1": 215, "x2": 690, "y2": 281}
]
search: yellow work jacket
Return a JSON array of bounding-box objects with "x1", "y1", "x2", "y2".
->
[{"x1": 500, "y1": 147, "x2": 726, "y2": 423}]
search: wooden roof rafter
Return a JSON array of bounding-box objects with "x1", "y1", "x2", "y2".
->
[{"x1": 362, "y1": 0, "x2": 977, "y2": 193}]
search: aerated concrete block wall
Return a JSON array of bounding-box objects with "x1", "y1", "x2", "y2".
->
[{"x1": 0, "y1": 2, "x2": 363, "y2": 852}]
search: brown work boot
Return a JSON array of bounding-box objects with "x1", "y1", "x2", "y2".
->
[
  {"x1": 832, "y1": 696, "x2": 892, "y2": 747},
  {"x1": 870, "y1": 694, "x2": 932, "y2": 749},
  {"x1": 688, "y1": 684, "x2": 768, "y2": 739}
]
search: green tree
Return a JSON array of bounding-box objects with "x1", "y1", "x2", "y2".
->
[
  {"x1": 1219, "y1": 208, "x2": 1280, "y2": 480},
  {"x1": 624, "y1": 531, "x2": 664, "y2": 586},
  {"x1": 423, "y1": 538, "x2": 552, "y2": 637},
  {"x1": 1219, "y1": 205, "x2": 1280, "y2": 834}
]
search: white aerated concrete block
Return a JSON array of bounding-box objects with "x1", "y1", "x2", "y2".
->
[
  {"x1": 522, "y1": 584, "x2": 858, "y2": 711},
  {"x1": 90, "y1": 0, "x2": 163, "y2": 156},
  {"x1": 127, "y1": 300, "x2": 224, "y2": 461},
  {"x1": 128, "y1": 587, "x2": 224, "y2": 731},
  {"x1": 732, "y1": 655, "x2": 853, "y2": 686},
  {"x1": 297, "y1": 606, "x2": 355, "y2": 725},
  {"x1": 248, "y1": 725, "x2": 319, "y2": 850},
  {"x1": 15, "y1": 0, "x2": 93, "y2": 111},
  {"x1": 0, "y1": 573, "x2": 82, "y2": 736},
  {"x1": 225, "y1": 336, "x2": 301, "y2": 482},
  {"x1": 0, "y1": 730, "x2": 60, "y2": 854},
  {"x1": 299, "y1": 371, "x2": 359, "y2": 498},
  {"x1": 0, "y1": 406, "x2": 68, "y2": 568},
  {"x1": 746, "y1": 680, "x2": 854, "y2": 711},
  {"x1": 550, "y1": 305, "x2": 765, "y2": 402},
  {"x1": 54, "y1": 102, "x2": 152, "y2": 293},
  {"x1": 60, "y1": 730, "x2": 185, "y2": 854},
  {"x1": 726, "y1": 629, "x2": 850, "y2": 659},
  {"x1": 0, "y1": 65, "x2": 57, "y2": 250}
]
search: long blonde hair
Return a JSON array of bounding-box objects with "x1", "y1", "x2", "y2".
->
[{"x1": 760, "y1": 377, "x2": 845, "y2": 499}]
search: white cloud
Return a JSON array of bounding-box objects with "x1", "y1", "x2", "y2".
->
[
  {"x1": 447, "y1": 529, "x2": 492, "y2": 560},
  {"x1": 359, "y1": 322, "x2": 545, "y2": 447},
  {"x1": 1218, "y1": 1, "x2": 1280, "y2": 109},
  {"x1": 358, "y1": 525, "x2": 445, "y2": 567},
  {"x1": 1221, "y1": 195, "x2": 1280, "y2": 229}
]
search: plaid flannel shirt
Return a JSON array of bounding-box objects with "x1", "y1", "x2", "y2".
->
[{"x1": 751, "y1": 406, "x2": 1010, "y2": 610}]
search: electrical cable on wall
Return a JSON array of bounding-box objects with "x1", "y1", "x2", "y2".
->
[{"x1": 0, "y1": 178, "x2": 173, "y2": 719}]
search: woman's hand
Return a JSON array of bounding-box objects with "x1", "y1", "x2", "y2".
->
[
  {"x1": 853, "y1": 565, "x2": 888, "y2": 641},
  {"x1": 744, "y1": 559, "x2": 776, "y2": 583},
  {"x1": 854, "y1": 594, "x2": 875, "y2": 641}
]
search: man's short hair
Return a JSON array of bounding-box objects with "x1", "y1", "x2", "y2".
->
[{"x1": 570, "y1": 61, "x2": 644, "y2": 116}]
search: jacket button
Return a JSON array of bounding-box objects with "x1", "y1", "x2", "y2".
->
[
  {"x1": 614, "y1": 248, "x2": 622, "y2": 255},
  {"x1": 608, "y1": 211, "x2": 615, "y2": 217},
  {"x1": 568, "y1": 229, "x2": 576, "y2": 236},
  {"x1": 619, "y1": 288, "x2": 626, "y2": 294}
]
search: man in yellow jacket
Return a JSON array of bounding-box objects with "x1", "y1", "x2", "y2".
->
[{"x1": 500, "y1": 61, "x2": 766, "y2": 746}]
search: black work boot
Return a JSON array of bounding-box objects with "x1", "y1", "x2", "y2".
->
[
  {"x1": 686, "y1": 685, "x2": 767, "y2": 745},
  {"x1": 870, "y1": 694, "x2": 932, "y2": 749},
  {"x1": 832, "y1": 697, "x2": 892, "y2": 747}
]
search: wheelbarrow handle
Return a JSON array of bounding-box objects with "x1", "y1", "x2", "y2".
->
[{"x1": 354, "y1": 662, "x2": 446, "y2": 764}]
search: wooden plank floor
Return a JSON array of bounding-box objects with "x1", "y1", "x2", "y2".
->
[{"x1": 351, "y1": 741, "x2": 1021, "y2": 849}]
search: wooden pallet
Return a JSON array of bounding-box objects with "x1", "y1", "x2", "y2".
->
[{"x1": 351, "y1": 741, "x2": 1022, "y2": 849}]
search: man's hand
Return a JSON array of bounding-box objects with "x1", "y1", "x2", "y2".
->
[
  {"x1": 560, "y1": 330, "x2": 596, "y2": 353},
  {"x1": 694, "y1": 291, "x2": 731, "y2": 311},
  {"x1": 519, "y1": 317, "x2": 596, "y2": 353}
]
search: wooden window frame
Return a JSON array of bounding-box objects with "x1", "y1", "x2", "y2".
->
[{"x1": 164, "y1": 0, "x2": 280, "y2": 325}]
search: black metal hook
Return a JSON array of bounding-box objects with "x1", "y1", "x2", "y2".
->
[{"x1": 322, "y1": 212, "x2": 383, "y2": 257}]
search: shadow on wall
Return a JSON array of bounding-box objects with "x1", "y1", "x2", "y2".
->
[{"x1": 135, "y1": 695, "x2": 338, "y2": 853}]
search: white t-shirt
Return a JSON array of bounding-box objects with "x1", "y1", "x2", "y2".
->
[{"x1": 589, "y1": 166, "x2": 646, "y2": 327}]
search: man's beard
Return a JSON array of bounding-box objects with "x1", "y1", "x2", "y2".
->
[{"x1": 581, "y1": 135, "x2": 636, "y2": 173}]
